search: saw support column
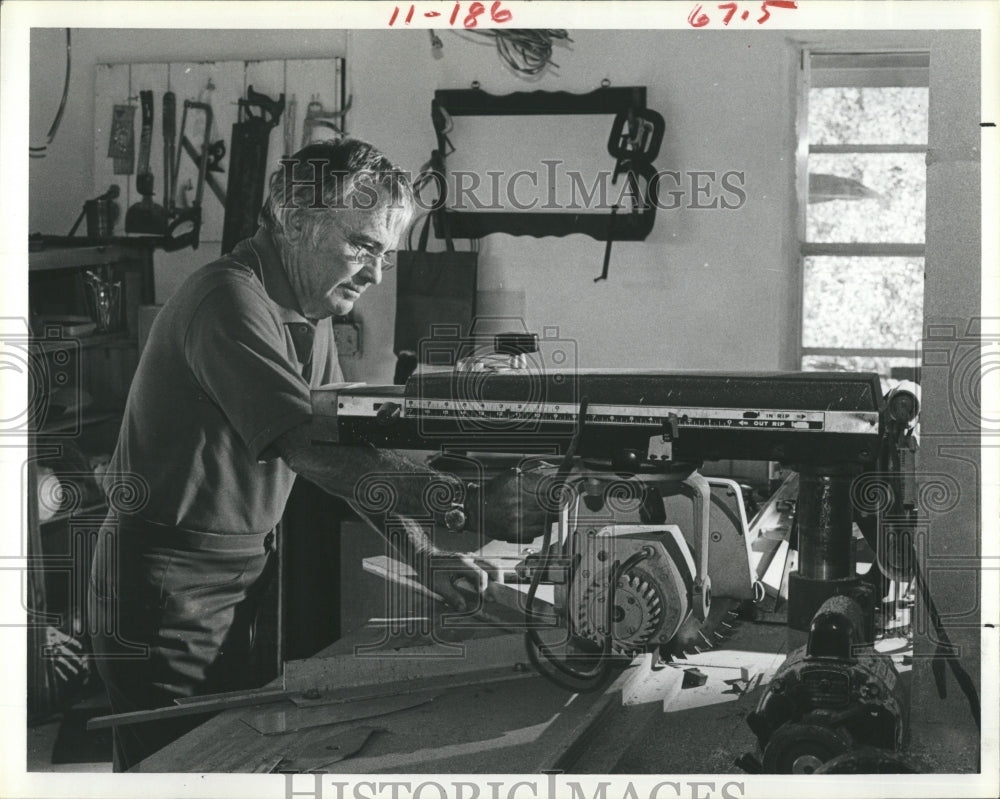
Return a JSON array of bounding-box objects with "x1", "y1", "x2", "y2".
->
[{"x1": 787, "y1": 466, "x2": 873, "y2": 639}]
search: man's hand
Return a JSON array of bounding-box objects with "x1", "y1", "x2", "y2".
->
[
  {"x1": 44, "y1": 626, "x2": 89, "y2": 687},
  {"x1": 420, "y1": 551, "x2": 498, "y2": 612},
  {"x1": 382, "y1": 514, "x2": 497, "y2": 613},
  {"x1": 469, "y1": 463, "x2": 555, "y2": 544}
]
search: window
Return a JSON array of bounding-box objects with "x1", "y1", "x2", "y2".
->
[{"x1": 797, "y1": 52, "x2": 929, "y2": 383}]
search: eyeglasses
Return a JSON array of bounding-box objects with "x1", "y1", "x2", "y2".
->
[{"x1": 348, "y1": 240, "x2": 396, "y2": 272}]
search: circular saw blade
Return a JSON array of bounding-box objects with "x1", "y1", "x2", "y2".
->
[{"x1": 663, "y1": 596, "x2": 752, "y2": 660}]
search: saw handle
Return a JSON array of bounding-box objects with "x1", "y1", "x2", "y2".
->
[{"x1": 244, "y1": 85, "x2": 286, "y2": 128}]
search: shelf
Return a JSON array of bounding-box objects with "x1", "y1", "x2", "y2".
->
[
  {"x1": 39, "y1": 500, "x2": 108, "y2": 527},
  {"x1": 28, "y1": 237, "x2": 155, "y2": 273},
  {"x1": 31, "y1": 331, "x2": 136, "y2": 354},
  {"x1": 36, "y1": 408, "x2": 122, "y2": 435}
]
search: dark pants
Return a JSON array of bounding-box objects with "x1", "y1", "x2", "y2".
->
[{"x1": 88, "y1": 514, "x2": 276, "y2": 771}]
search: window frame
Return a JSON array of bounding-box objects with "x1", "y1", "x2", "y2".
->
[{"x1": 794, "y1": 48, "x2": 930, "y2": 373}]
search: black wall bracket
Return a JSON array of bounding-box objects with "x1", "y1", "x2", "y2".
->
[{"x1": 429, "y1": 87, "x2": 663, "y2": 242}]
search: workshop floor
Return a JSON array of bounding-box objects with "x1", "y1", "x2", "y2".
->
[
  {"x1": 26, "y1": 717, "x2": 112, "y2": 772},
  {"x1": 26, "y1": 691, "x2": 113, "y2": 773}
]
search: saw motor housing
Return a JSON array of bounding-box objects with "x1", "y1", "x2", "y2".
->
[
  {"x1": 566, "y1": 525, "x2": 696, "y2": 654},
  {"x1": 518, "y1": 467, "x2": 759, "y2": 657}
]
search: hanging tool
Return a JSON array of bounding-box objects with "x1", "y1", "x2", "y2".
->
[
  {"x1": 300, "y1": 93, "x2": 350, "y2": 147},
  {"x1": 180, "y1": 136, "x2": 226, "y2": 206},
  {"x1": 283, "y1": 94, "x2": 297, "y2": 157},
  {"x1": 162, "y1": 91, "x2": 176, "y2": 215},
  {"x1": 124, "y1": 90, "x2": 168, "y2": 235},
  {"x1": 107, "y1": 103, "x2": 136, "y2": 175},
  {"x1": 222, "y1": 85, "x2": 285, "y2": 254},
  {"x1": 161, "y1": 99, "x2": 212, "y2": 251},
  {"x1": 29, "y1": 29, "x2": 71, "y2": 160},
  {"x1": 594, "y1": 106, "x2": 665, "y2": 281},
  {"x1": 594, "y1": 205, "x2": 618, "y2": 282}
]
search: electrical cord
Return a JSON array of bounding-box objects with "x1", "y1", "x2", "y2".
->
[
  {"x1": 30, "y1": 29, "x2": 71, "y2": 159},
  {"x1": 466, "y1": 29, "x2": 572, "y2": 75},
  {"x1": 912, "y1": 554, "x2": 981, "y2": 730},
  {"x1": 521, "y1": 397, "x2": 650, "y2": 692},
  {"x1": 526, "y1": 548, "x2": 651, "y2": 692}
]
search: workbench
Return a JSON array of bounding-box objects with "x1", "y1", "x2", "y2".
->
[
  {"x1": 132, "y1": 608, "x2": 803, "y2": 774},
  {"x1": 131, "y1": 481, "x2": 910, "y2": 774}
]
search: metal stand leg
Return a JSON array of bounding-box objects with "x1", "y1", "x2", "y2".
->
[{"x1": 788, "y1": 467, "x2": 874, "y2": 638}]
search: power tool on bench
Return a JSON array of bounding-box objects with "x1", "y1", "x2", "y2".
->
[{"x1": 310, "y1": 329, "x2": 901, "y2": 687}]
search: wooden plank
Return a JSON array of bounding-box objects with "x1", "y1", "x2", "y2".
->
[
  {"x1": 288, "y1": 666, "x2": 535, "y2": 707},
  {"x1": 87, "y1": 688, "x2": 290, "y2": 730},
  {"x1": 135, "y1": 668, "x2": 606, "y2": 773},
  {"x1": 532, "y1": 665, "x2": 648, "y2": 773},
  {"x1": 241, "y1": 693, "x2": 436, "y2": 735},
  {"x1": 271, "y1": 726, "x2": 377, "y2": 773},
  {"x1": 173, "y1": 686, "x2": 287, "y2": 706},
  {"x1": 283, "y1": 632, "x2": 528, "y2": 693},
  {"x1": 135, "y1": 615, "x2": 792, "y2": 773},
  {"x1": 779, "y1": 548, "x2": 798, "y2": 602},
  {"x1": 362, "y1": 553, "x2": 551, "y2": 629},
  {"x1": 293, "y1": 675, "x2": 629, "y2": 774}
]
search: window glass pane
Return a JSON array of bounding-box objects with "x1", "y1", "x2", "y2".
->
[
  {"x1": 802, "y1": 256, "x2": 924, "y2": 349},
  {"x1": 807, "y1": 153, "x2": 925, "y2": 242},
  {"x1": 808, "y1": 87, "x2": 928, "y2": 144}
]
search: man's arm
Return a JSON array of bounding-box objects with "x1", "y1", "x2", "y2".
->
[{"x1": 272, "y1": 421, "x2": 489, "y2": 610}]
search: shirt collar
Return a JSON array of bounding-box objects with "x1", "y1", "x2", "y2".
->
[{"x1": 232, "y1": 227, "x2": 310, "y2": 325}]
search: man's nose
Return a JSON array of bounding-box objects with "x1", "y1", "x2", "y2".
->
[{"x1": 355, "y1": 259, "x2": 383, "y2": 287}]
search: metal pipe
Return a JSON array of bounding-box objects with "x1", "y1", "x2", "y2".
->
[{"x1": 796, "y1": 469, "x2": 855, "y2": 580}]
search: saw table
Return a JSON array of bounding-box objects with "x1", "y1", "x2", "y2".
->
[
  {"x1": 129, "y1": 606, "x2": 804, "y2": 774},
  {"x1": 126, "y1": 506, "x2": 912, "y2": 774}
]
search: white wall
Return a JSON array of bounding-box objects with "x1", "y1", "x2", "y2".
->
[
  {"x1": 908, "y1": 29, "x2": 983, "y2": 770},
  {"x1": 350, "y1": 29, "x2": 804, "y2": 381},
  {"x1": 30, "y1": 28, "x2": 932, "y2": 382}
]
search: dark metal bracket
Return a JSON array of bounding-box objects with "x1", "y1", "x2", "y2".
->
[{"x1": 429, "y1": 87, "x2": 662, "y2": 243}]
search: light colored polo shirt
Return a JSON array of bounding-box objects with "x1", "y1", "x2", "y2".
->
[{"x1": 105, "y1": 228, "x2": 343, "y2": 534}]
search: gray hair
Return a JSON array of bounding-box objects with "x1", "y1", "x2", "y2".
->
[{"x1": 260, "y1": 138, "x2": 414, "y2": 245}]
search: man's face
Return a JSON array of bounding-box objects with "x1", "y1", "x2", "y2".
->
[{"x1": 284, "y1": 185, "x2": 409, "y2": 320}]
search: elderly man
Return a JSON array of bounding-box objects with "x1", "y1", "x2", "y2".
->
[{"x1": 88, "y1": 139, "x2": 540, "y2": 771}]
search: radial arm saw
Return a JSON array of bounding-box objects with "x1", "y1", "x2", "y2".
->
[{"x1": 309, "y1": 333, "x2": 918, "y2": 694}]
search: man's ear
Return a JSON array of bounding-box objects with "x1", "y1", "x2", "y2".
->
[{"x1": 283, "y1": 209, "x2": 307, "y2": 244}]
